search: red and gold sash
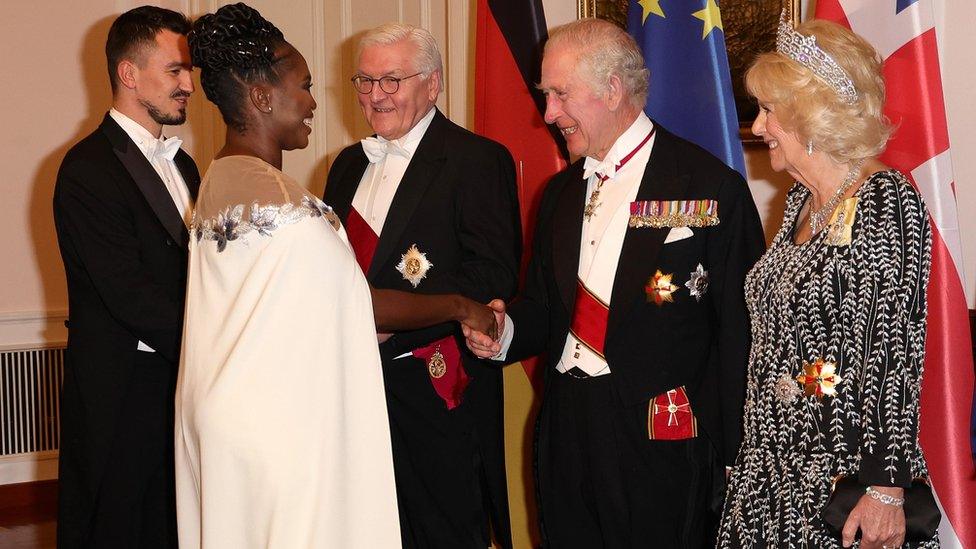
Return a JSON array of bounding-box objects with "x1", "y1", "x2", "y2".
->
[
  {"x1": 345, "y1": 207, "x2": 470, "y2": 410},
  {"x1": 411, "y1": 336, "x2": 470, "y2": 410},
  {"x1": 569, "y1": 279, "x2": 610, "y2": 359},
  {"x1": 345, "y1": 207, "x2": 378, "y2": 273}
]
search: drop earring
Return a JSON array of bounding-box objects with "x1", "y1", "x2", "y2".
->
[{"x1": 806, "y1": 140, "x2": 814, "y2": 156}]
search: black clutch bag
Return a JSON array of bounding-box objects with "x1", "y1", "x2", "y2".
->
[{"x1": 822, "y1": 475, "x2": 941, "y2": 542}]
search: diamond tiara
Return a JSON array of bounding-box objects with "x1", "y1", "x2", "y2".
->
[{"x1": 775, "y1": 11, "x2": 858, "y2": 104}]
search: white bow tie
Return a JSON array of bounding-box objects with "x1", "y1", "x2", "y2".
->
[
  {"x1": 582, "y1": 154, "x2": 620, "y2": 181},
  {"x1": 147, "y1": 136, "x2": 182, "y2": 162},
  {"x1": 361, "y1": 137, "x2": 411, "y2": 164}
]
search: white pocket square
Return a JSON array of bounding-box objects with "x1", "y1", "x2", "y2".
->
[{"x1": 664, "y1": 227, "x2": 694, "y2": 244}]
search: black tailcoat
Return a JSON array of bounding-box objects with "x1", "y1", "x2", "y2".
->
[
  {"x1": 325, "y1": 109, "x2": 521, "y2": 549},
  {"x1": 53, "y1": 113, "x2": 199, "y2": 547},
  {"x1": 504, "y1": 123, "x2": 765, "y2": 542}
]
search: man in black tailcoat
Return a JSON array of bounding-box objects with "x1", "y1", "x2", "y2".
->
[
  {"x1": 466, "y1": 18, "x2": 766, "y2": 548},
  {"x1": 53, "y1": 6, "x2": 198, "y2": 547},
  {"x1": 324, "y1": 22, "x2": 520, "y2": 549}
]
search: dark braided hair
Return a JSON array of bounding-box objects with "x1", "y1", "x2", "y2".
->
[{"x1": 189, "y1": 3, "x2": 286, "y2": 132}]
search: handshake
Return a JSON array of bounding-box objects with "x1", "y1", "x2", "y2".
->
[{"x1": 461, "y1": 299, "x2": 507, "y2": 359}]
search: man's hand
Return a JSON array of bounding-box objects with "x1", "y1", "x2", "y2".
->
[
  {"x1": 841, "y1": 486, "x2": 906, "y2": 549},
  {"x1": 462, "y1": 299, "x2": 505, "y2": 358}
]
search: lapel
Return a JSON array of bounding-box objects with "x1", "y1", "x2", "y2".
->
[
  {"x1": 606, "y1": 126, "x2": 691, "y2": 341},
  {"x1": 366, "y1": 109, "x2": 449, "y2": 280},
  {"x1": 100, "y1": 114, "x2": 189, "y2": 247},
  {"x1": 551, "y1": 161, "x2": 586, "y2": 314},
  {"x1": 328, "y1": 147, "x2": 369, "y2": 222},
  {"x1": 173, "y1": 151, "x2": 201, "y2": 202}
]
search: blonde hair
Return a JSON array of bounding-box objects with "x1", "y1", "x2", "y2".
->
[
  {"x1": 546, "y1": 18, "x2": 648, "y2": 109},
  {"x1": 745, "y1": 19, "x2": 891, "y2": 163}
]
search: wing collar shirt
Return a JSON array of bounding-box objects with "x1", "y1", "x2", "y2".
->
[
  {"x1": 109, "y1": 109, "x2": 194, "y2": 354},
  {"x1": 352, "y1": 107, "x2": 437, "y2": 236},
  {"x1": 494, "y1": 113, "x2": 656, "y2": 374}
]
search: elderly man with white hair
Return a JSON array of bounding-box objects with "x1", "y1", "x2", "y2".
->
[
  {"x1": 465, "y1": 18, "x2": 766, "y2": 547},
  {"x1": 324, "y1": 22, "x2": 520, "y2": 549}
]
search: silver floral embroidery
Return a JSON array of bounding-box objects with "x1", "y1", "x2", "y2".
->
[{"x1": 192, "y1": 195, "x2": 337, "y2": 252}]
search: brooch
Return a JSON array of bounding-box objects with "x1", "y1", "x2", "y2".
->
[
  {"x1": 775, "y1": 373, "x2": 802, "y2": 404},
  {"x1": 796, "y1": 358, "x2": 843, "y2": 398},
  {"x1": 645, "y1": 270, "x2": 678, "y2": 305},
  {"x1": 825, "y1": 197, "x2": 858, "y2": 246},
  {"x1": 685, "y1": 264, "x2": 708, "y2": 301},
  {"x1": 629, "y1": 199, "x2": 719, "y2": 229},
  {"x1": 427, "y1": 346, "x2": 447, "y2": 378},
  {"x1": 396, "y1": 244, "x2": 433, "y2": 288}
]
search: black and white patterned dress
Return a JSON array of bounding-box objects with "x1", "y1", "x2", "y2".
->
[{"x1": 717, "y1": 170, "x2": 938, "y2": 548}]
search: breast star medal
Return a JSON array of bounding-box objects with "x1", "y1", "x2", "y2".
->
[
  {"x1": 684, "y1": 264, "x2": 708, "y2": 301},
  {"x1": 396, "y1": 244, "x2": 433, "y2": 288},
  {"x1": 645, "y1": 270, "x2": 678, "y2": 306},
  {"x1": 427, "y1": 346, "x2": 447, "y2": 378},
  {"x1": 796, "y1": 358, "x2": 843, "y2": 398}
]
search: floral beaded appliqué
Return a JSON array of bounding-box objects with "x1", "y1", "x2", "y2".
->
[{"x1": 192, "y1": 195, "x2": 339, "y2": 252}]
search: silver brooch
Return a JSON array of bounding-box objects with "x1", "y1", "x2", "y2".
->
[
  {"x1": 685, "y1": 264, "x2": 709, "y2": 301},
  {"x1": 396, "y1": 244, "x2": 433, "y2": 288},
  {"x1": 775, "y1": 373, "x2": 802, "y2": 404}
]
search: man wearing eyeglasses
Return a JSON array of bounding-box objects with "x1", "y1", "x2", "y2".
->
[{"x1": 323, "y1": 22, "x2": 520, "y2": 549}]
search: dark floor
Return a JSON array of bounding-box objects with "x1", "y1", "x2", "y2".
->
[{"x1": 0, "y1": 481, "x2": 57, "y2": 549}]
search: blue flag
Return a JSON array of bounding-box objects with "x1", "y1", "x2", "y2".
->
[{"x1": 627, "y1": 0, "x2": 745, "y2": 176}]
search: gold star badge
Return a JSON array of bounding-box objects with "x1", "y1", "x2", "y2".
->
[
  {"x1": 796, "y1": 358, "x2": 843, "y2": 398},
  {"x1": 396, "y1": 244, "x2": 433, "y2": 288},
  {"x1": 645, "y1": 270, "x2": 678, "y2": 306}
]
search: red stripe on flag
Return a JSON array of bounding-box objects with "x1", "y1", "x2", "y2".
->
[
  {"x1": 475, "y1": 0, "x2": 566, "y2": 390},
  {"x1": 816, "y1": 2, "x2": 976, "y2": 545},
  {"x1": 882, "y1": 30, "x2": 951, "y2": 171},
  {"x1": 919, "y1": 231, "x2": 976, "y2": 548}
]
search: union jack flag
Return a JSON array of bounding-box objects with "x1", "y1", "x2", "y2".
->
[{"x1": 815, "y1": 1, "x2": 975, "y2": 546}]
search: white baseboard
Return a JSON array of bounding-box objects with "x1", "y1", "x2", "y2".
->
[
  {"x1": 0, "y1": 310, "x2": 68, "y2": 351},
  {"x1": 0, "y1": 451, "x2": 58, "y2": 485}
]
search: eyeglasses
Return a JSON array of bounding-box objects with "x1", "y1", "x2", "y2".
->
[{"x1": 351, "y1": 72, "x2": 423, "y2": 94}]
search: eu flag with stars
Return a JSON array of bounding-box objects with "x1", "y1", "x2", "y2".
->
[{"x1": 627, "y1": 0, "x2": 745, "y2": 176}]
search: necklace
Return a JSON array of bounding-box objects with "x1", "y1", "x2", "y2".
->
[
  {"x1": 584, "y1": 127, "x2": 656, "y2": 221},
  {"x1": 808, "y1": 159, "x2": 864, "y2": 234}
]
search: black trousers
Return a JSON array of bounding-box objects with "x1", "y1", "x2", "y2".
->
[
  {"x1": 58, "y1": 352, "x2": 177, "y2": 549},
  {"x1": 381, "y1": 354, "x2": 496, "y2": 549},
  {"x1": 537, "y1": 372, "x2": 719, "y2": 549}
]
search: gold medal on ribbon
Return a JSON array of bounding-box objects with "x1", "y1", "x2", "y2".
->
[{"x1": 427, "y1": 347, "x2": 447, "y2": 379}]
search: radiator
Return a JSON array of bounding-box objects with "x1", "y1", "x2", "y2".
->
[{"x1": 0, "y1": 347, "x2": 63, "y2": 457}]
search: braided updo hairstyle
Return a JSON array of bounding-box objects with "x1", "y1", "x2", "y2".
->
[{"x1": 189, "y1": 3, "x2": 286, "y2": 132}]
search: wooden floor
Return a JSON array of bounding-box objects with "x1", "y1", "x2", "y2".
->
[{"x1": 0, "y1": 481, "x2": 57, "y2": 549}]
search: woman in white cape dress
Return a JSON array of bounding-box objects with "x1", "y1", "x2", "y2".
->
[{"x1": 177, "y1": 5, "x2": 495, "y2": 547}]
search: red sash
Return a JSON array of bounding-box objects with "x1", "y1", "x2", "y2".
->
[
  {"x1": 345, "y1": 207, "x2": 470, "y2": 410},
  {"x1": 647, "y1": 387, "x2": 698, "y2": 440},
  {"x1": 569, "y1": 279, "x2": 609, "y2": 358},
  {"x1": 345, "y1": 207, "x2": 378, "y2": 273},
  {"x1": 412, "y1": 336, "x2": 470, "y2": 410}
]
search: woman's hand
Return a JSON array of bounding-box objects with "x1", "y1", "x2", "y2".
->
[
  {"x1": 841, "y1": 486, "x2": 905, "y2": 549},
  {"x1": 457, "y1": 297, "x2": 497, "y2": 341}
]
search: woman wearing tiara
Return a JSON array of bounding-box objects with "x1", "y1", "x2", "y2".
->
[
  {"x1": 176, "y1": 4, "x2": 496, "y2": 547},
  {"x1": 717, "y1": 18, "x2": 937, "y2": 549}
]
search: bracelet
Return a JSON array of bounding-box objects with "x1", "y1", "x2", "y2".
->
[{"x1": 865, "y1": 486, "x2": 905, "y2": 507}]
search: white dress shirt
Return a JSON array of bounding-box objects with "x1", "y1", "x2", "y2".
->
[
  {"x1": 109, "y1": 109, "x2": 193, "y2": 353},
  {"x1": 494, "y1": 113, "x2": 657, "y2": 376},
  {"x1": 352, "y1": 107, "x2": 436, "y2": 235}
]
